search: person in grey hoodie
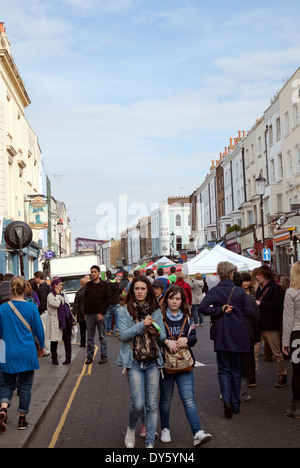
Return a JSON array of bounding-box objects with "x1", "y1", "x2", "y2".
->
[
  {"x1": 282, "y1": 262, "x2": 300, "y2": 419},
  {"x1": 189, "y1": 274, "x2": 206, "y2": 326}
]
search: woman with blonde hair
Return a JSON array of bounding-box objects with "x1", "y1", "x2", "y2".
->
[
  {"x1": 282, "y1": 262, "x2": 300, "y2": 418},
  {"x1": 0, "y1": 277, "x2": 45, "y2": 432}
]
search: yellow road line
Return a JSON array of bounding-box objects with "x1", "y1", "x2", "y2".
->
[{"x1": 48, "y1": 346, "x2": 98, "y2": 448}]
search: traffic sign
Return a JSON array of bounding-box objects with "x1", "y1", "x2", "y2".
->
[
  {"x1": 45, "y1": 250, "x2": 54, "y2": 259},
  {"x1": 263, "y1": 248, "x2": 271, "y2": 262}
]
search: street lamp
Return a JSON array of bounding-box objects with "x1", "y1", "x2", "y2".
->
[
  {"x1": 57, "y1": 218, "x2": 63, "y2": 257},
  {"x1": 287, "y1": 227, "x2": 296, "y2": 268},
  {"x1": 170, "y1": 231, "x2": 175, "y2": 261},
  {"x1": 256, "y1": 174, "x2": 266, "y2": 260}
]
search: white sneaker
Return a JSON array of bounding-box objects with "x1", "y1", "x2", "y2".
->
[
  {"x1": 125, "y1": 427, "x2": 136, "y2": 448},
  {"x1": 194, "y1": 430, "x2": 212, "y2": 447},
  {"x1": 160, "y1": 428, "x2": 171, "y2": 443}
]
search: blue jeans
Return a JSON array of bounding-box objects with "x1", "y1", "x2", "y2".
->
[
  {"x1": 107, "y1": 305, "x2": 120, "y2": 332},
  {"x1": 128, "y1": 361, "x2": 160, "y2": 447},
  {"x1": 159, "y1": 370, "x2": 201, "y2": 436},
  {"x1": 85, "y1": 314, "x2": 108, "y2": 359},
  {"x1": 192, "y1": 304, "x2": 204, "y2": 325},
  {"x1": 0, "y1": 370, "x2": 35, "y2": 414},
  {"x1": 217, "y1": 351, "x2": 242, "y2": 412}
]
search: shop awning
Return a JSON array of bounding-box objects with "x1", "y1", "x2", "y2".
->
[{"x1": 281, "y1": 215, "x2": 300, "y2": 229}]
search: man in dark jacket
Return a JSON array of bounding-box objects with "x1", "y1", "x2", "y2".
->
[
  {"x1": 199, "y1": 261, "x2": 253, "y2": 418},
  {"x1": 84, "y1": 265, "x2": 111, "y2": 365},
  {"x1": 255, "y1": 265, "x2": 287, "y2": 387},
  {"x1": 34, "y1": 271, "x2": 51, "y2": 356},
  {"x1": 73, "y1": 278, "x2": 87, "y2": 347},
  {"x1": 34, "y1": 271, "x2": 51, "y2": 315}
]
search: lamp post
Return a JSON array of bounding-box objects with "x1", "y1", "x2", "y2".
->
[
  {"x1": 287, "y1": 227, "x2": 296, "y2": 268},
  {"x1": 256, "y1": 174, "x2": 266, "y2": 262},
  {"x1": 57, "y1": 218, "x2": 63, "y2": 257},
  {"x1": 170, "y1": 231, "x2": 175, "y2": 261}
]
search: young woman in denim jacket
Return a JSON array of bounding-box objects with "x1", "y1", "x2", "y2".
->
[
  {"x1": 117, "y1": 276, "x2": 166, "y2": 449},
  {"x1": 159, "y1": 285, "x2": 212, "y2": 447}
]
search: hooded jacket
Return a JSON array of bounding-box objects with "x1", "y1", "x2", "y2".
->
[{"x1": 175, "y1": 278, "x2": 192, "y2": 306}]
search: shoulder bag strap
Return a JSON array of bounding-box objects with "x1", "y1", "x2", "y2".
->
[
  {"x1": 163, "y1": 321, "x2": 175, "y2": 341},
  {"x1": 178, "y1": 317, "x2": 188, "y2": 339},
  {"x1": 257, "y1": 286, "x2": 271, "y2": 302},
  {"x1": 227, "y1": 286, "x2": 236, "y2": 305},
  {"x1": 8, "y1": 301, "x2": 33, "y2": 334},
  {"x1": 164, "y1": 316, "x2": 188, "y2": 341}
]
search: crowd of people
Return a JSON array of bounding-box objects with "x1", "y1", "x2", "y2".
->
[{"x1": 0, "y1": 259, "x2": 299, "y2": 447}]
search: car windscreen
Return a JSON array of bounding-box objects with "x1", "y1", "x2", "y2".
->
[{"x1": 61, "y1": 278, "x2": 81, "y2": 293}]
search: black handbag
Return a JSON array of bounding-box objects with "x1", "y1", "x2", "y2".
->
[{"x1": 210, "y1": 286, "x2": 236, "y2": 341}]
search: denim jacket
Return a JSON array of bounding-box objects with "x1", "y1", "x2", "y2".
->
[{"x1": 117, "y1": 305, "x2": 166, "y2": 369}]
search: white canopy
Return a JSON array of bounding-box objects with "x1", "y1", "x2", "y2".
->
[
  {"x1": 152, "y1": 256, "x2": 176, "y2": 267},
  {"x1": 182, "y1": 245, "x2": 261, "y2": 275}
]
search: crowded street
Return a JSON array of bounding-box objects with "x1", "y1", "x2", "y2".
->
[
  {"x1": 21, "y1": 319, "x2": 299, "y2": 450},
  {"x1": 1, "y1": 1, "x2": 300, "y2": 454}
]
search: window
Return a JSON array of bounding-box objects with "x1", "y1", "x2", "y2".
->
[
  {"x1": 287, "y1": 151, "x2": 293, "y2": 177},
  {"x1": 269, "y1": 125, "x2": 273, "y2": 146},
  {"x1": 175, "y1": 214, "x2": 181, "y2": 227},
  {"x1": 270, "y1": 159, "x2": 275, "y2": 183},
  {"x1": 248, "y1": 210, "x2": 254, "y2": 225},
  {"x1": 251, "y1": 144, "x2": 255, "y2": 163},
  {"x1": 293, "y1": 104, "x2": 299, "y2": 127},
  {"x1": 284, "y1": 111, "x2": 289, "y2": 134},
  {"x1": 276, "y1": 117, "x2": 281, "y2": 140},
  {"x1": 258, "y1": 137, "x2": 262, "y2": 156},
  {"x1": 278, "y1": 153, "x2": 283, "y2": 179}
]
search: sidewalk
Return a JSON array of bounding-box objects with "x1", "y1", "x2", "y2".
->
[{"x1": 0, "y1": 343, "x2": 81, "y2": 448}]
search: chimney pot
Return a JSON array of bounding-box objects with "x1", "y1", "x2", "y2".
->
[
  {"x1": 0, "y1": 22, "x2": 4, "y2": 33},
  {"x1": 238, "y1": 130, "x2": 241, "y2": 138}
]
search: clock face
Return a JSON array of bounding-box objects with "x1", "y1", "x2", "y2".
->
[{"x1": 4, "y1": 221, "x2": 33, "y2": 249}]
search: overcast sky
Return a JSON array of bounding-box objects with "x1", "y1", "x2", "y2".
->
[{"x1": 1, "y1": 0, "x2": 300, "y2": 245}]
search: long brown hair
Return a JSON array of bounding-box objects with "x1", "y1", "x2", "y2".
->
[
  {"x1": 125, "y1": 276, "x2": 158, "y2": 320},
  {"x1": 161, "y1": 285, "x2": 190, "y2": 320}
]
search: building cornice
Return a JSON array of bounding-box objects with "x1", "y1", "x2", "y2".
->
[{"x1": 0, "y1": 48, "x2": 31, "y2": 107}]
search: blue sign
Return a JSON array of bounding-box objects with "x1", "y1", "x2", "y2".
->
[
  {"x1": 45, "y1": 250, "x2": 54, "y2": 259},
  {"x1": 263, "y1": 249, "x2": 271, "y2": 262}
]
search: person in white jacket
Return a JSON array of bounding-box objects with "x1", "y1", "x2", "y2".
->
[
  {"x1": 47, "y1": 278, "x2": 75, "y2": 366},
  {"x1": 282, "y1": 262, "x2": 300, "y2": 419}
]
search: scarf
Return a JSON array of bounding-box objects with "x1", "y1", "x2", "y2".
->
[
  {"x1": 52, "y1": 290, "x2": 75, "y2": 331},
  {"x1": 133, "y1": 302, "x2": 153, "y2": 321}
]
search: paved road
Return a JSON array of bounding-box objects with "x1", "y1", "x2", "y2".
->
[{"x1": 27, "y1": 317, "x2": 299, "y2": 449}]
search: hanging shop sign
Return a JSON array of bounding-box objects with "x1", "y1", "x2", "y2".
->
[{"x1": 29, "y1": 196, "x2": 48, "y2": 230}]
